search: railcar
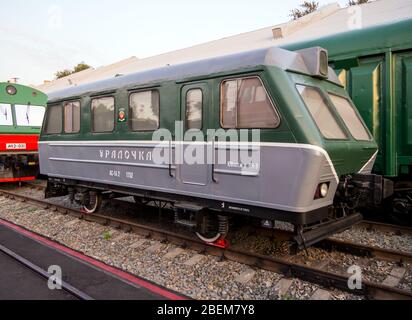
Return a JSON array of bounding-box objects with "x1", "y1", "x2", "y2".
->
[
  {"x1": 284, "y1": 18, "x2": 412, "y2": 224},
  {"x1": 0, "y1": 83, "x2": 47, "y2": 182},
  {"x1": 40, "y1": 46, "x2": 392, "y2": 249}
]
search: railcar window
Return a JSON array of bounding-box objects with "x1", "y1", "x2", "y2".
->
[
  {"x1": 64, "y1": 101, "x2": 81, "y2": 133},
  {"x1": 0, "y1": 104, "x2": 13, "y2": 126},
  {"x1": 45, "y1": 105, "x2": 62, "y2": 134},
  {"x1": 129, "y1": 90, "x2": 160, "y2": 131},
  {"x1": 186, "y1": 89, "x2": 203, "y2": 130},
  {"x1": 296, "y1": 85, "x2": 346, "y2": 140},
  {"x1": 15, "y1": 105, "x2": 45, "y2": 127},
  {"x1": 329, "y1": 93, "x2": 371, "y2": 141},
  {"x1": 221, "y1": 77, "x2": 279, "y2": 128},
  {"x1": 91, "y1": 97, "x2": 115, "y2": 133}
]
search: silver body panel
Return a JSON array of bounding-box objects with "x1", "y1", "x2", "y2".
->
[{"x1": 39, "y1": 141, "x2": 338, "y2": 213}]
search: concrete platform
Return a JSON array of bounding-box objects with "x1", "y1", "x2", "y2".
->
[{"x1": 0, "y1": 219, "x2": 186, "y2": 300}]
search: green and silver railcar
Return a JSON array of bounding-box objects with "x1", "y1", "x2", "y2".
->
[{"x1": 39, "y1": 46, "x2": 390, "y2": 248}]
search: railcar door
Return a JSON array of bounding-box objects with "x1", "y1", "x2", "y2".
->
[
  {"x1": 394, "y1": 51, "x2": 412, "y2": 177},
  {"x1": 179, "y1": 83, "x2": 210, "y2": 186}
]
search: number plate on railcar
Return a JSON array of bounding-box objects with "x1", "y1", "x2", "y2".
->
[{"x1": 6, "y1": 143, "x2": 26, "y2": 150}]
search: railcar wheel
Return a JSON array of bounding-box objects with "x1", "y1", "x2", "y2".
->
[
  {"x1": 83, "y1": 191, "x2": 102, "y2": 214},
  {"x1": 196, "y1": 213, "x2": 229, "y2": 243}
]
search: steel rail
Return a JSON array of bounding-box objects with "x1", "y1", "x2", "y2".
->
[
  {"x1": 255, "y1": 227, "x2": 412, "y2": 265},
  {"x1": 0, "y1": 189, "x2": 411, "y2": 300},
  {"x1": 361, "y1": 220, "x2": 412, "y2": 237}
]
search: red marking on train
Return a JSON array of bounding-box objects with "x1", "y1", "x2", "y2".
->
[
  {"x1": 0, "y1": 176, "x2": 36, "y2": 183},
  {"x1": 0, "y1": 134, "x2": 39, "y2": 152},
  {"x1": 0, "y1": 219, "x2": 187, "y2": 300}
]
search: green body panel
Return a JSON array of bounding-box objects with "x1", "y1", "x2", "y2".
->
[
  {"x1": 41, "y1": 64, "x2": 377, "y2": 178},
  {"x1": 0, "y1": 82, "x2": 47, "y2": 134},
  {"x1": 283, "y1": 19, "x2": 412, "y2": 178}
]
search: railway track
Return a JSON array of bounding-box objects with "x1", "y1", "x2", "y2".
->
[{"x1": 0, "y1": 187, "x2": 411, "y2": 300}]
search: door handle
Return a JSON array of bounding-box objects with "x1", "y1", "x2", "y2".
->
[
  {"x1": 169, "y1": 140, "x2": 175, "y2": 178},
  {"x1": 211, "y1": 139, "x2": 218, "y2": 183}
]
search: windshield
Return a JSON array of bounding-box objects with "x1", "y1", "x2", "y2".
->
[
  {"x1": 0, "y1": 104, "x2": 13, "y2": 126},
  {"x1": 14, "y1": 104, "x2": 45, "y2": 127},
  {"x1": 328, "y1": 93, "x2": 371, "y2": 141},
  {"x1": 296, "y1": 85, "x2": 347, "y2": 140}
]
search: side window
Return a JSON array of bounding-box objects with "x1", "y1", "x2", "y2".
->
[
  {"x1": 64, "y1": 101, "x2": 81, "y2": 133},
  {"x1": 129, "y1": 90, "x2": 160, "y2": 131},
  {"x1": 296, "y1": 85, "x2": 346, "y2": 140},
  {"x1": 221, "y1": 77, "x2": 279, "y2": 128},
  {"x1": 0, "y1": 104, "x2": 13, "y2": 126},
  {"x1": 186, "y1": 89, "x2": 203, "y2": 130},
  {"x1": 15, "y1": 105, "x2": 45, "y2": 127},
  {"x1": 91, "y1": 97, "x2": 114, "y2": 133},
  {"x1": 45, "y1": 104, "x2": 62, "y2": 134},
  {"x1": 328, "y1": 93, "x2": 371, "y2": 141}
]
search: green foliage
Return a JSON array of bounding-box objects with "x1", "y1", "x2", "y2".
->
[
  {"x1": 73, "y1": 62, "x2": 91, "y2": 73},
  {"x1": 290, "y1": 1, "x2": 319, "y2": 20},
  {"x1": 348, "y1": 0, "x2": 369, "y2": 6},
  {"x1": 55, "y1": 69, "x2": 73, "y2": 79},
  {"x1": 102, "y1": 231, "x2": 111, "y2": 241},
  {"x1": 55, "y1": 62, "x2": 92, "y2": 79}
]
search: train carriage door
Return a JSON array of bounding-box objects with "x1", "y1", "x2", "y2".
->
[
  {"x1": 180, "y1": 83, "x2": 210, "y2": 186},
  {"x1": 394, "y1": 51, "x2": 412, "y2": 177},
  {"x1": 345, "y1": 56, "x2": 385, "y2": 174}
]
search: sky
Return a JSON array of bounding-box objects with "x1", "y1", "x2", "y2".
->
[{"x1": 0, "y1": 0, "x2": 349, "y2": 85}]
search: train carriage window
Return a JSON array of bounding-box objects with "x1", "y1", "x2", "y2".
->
[
  {"x1": 64, "y1": 101, "x2": 81, "y2": 133},
  {"x1": 91, "y1": 97, "x2": 115, "y2": 133},
  {"x1": 15, "y1": 105, "x2": 45, "y2": 127},
  {"x1": 0, "y1": 104, "x2": 13, "y2": 126},
  {"x1": 129, "y1": 90, "x2": 160, "y2": 131},
  {"x1": 328, "y1": 93, "x2": 371, "y2": 141},
  {"x1": 221, "y1": 77, "x2": 279, "y2": 128},
  {"x1": 45, "y1": 105, "x2": 62, "y2": 134},
  {"x1": 186, "y1": 89, "x2": 203, "y2": 130},
  {"x1": 296, "y1": 85, "x2": 347, "y2": 140}
]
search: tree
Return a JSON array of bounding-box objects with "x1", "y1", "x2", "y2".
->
[
  {"x1": 55, "y1": 69, "x2": 73, "y2": 79},
  {"x1": 55, "y1": 62, "x2": 92, "y2": 79},
  {"x1": 348, "y1": 0, "x2": 369, "y2": 5},
  {"x1": 73, "y1": 62, "x2": 91, "y2": 73},
  {"x1": 290, "y1": 1, "x2": 319, "y2": 20}
]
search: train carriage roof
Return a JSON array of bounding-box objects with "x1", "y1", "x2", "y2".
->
[
  {"x1": 48, "y1": 46, "x2": 339, "y2": 102},
  {"x1": 283, "y1": 19, "x2": 412, "y2": 61},
  {"x1": 0, "y1": 82, "x2": 47, "y2": 106}
]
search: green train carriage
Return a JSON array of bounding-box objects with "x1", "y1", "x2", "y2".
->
[
  {"x1": 284, "y1": 19, "x2": 412, "y2": 223},
  {"x1": 40, "y1": 46, "x2": 391, "y2": 248}
]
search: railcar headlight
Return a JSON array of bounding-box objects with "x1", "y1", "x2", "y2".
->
[
  {"x1": 6, "y1": 85, "x2": 17, "y2": 95},
  {"x1": 315, "y1": 182, "x2": 330, "y2": 199},
  {"x1": 320, "y1": 183, "x2": 329, "y2": 198}
]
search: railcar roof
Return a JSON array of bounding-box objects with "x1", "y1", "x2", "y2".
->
[{"x1": 48, "y1": 46, "x2": 339, "y2": 102}]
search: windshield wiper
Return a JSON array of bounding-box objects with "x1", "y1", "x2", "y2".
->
[{"x1": 26, "y1": 104, "x2": 31, "y2": 124}]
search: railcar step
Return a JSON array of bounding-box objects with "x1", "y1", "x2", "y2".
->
[
  {"x1": 174, "y1": 202, "x2": 206, "y2": 213},
  {"x1": 174, "y1": 219, "x2": 197, "y2": 228}
]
